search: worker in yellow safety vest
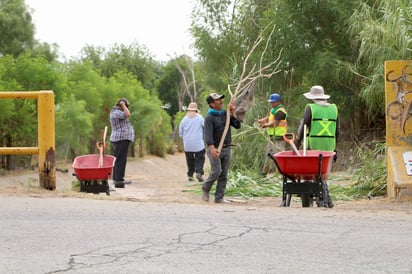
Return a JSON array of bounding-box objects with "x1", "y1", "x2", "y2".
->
[{"x1": 258, "y1": 93, "x2": 288, "y2": 177}]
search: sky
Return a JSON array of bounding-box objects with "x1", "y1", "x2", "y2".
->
[{"x1": 25, "y1": 0, "x2": 196, "y2": 61}]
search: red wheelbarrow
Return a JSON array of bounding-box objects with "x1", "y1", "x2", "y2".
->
[
  {"x1": 72, "y1": 127, "x2": 116, "y2": 195},
  {"x1": 269, "y1": 150, "x2": 335, "y2": 207},
  {"x1": 72, "y1": 154, "x2": 116, "y2": 195}
]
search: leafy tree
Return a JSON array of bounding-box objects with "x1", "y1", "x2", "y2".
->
[
  {"x1": 146, "y1": 106, "x2": 173, "y2": 157},
  {"x1": 192, "y1": 0, "x2": 256, "y2": 92},
  {"x1": 155, "y1": 60, "x2": 182, "y2": 116},
  {"x1": 0, "y1": 53, "x2": 60, "y2": 141},
  {"x1": 0, "y1": 0, "x2": 34, "y2": 57},
  {"x1": 156, "y1": 55, "x2": 204, "y2": 116},
  {"x1": 259, "y1": 0, "x2": 363, "y2": 131},
  {"x1": 30, "y1": 41, "x2": 60, "y2": 62},
  {"x1": 55, "y1": 94, "x2": 94, "y2": 160},
  {"x1": 80, "y1": 43, "x2": 160, "y2": 91},
  {"x1": 8, "y1": 52, "x2": 61, "y2": 90}
]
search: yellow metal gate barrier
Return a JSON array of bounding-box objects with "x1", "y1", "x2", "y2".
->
[{"x1": 0, "y1": 91, "x2": 55, "y2": 189}]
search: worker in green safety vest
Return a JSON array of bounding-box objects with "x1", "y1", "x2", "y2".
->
[
  {"x1": 295, "y1": 85, "x2": 340, "y2": 151},
  {"x1": 258, "y1": 93, "x2": 288, "y2": 177},
  {"x1": 295, "y1": 85, "x2": 340, "y2": 208}
]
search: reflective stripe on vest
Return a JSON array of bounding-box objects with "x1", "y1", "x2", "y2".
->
[{"x1": 308, "y1": 103, "x2": 337, "y2": 151}]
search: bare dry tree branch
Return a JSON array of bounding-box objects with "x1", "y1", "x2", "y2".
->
[
  {"x1": 169, "y1": 53, "x2": 198, "y2": 110},
  {"x1": 185, "y1": 53, "x2": 198, "y2": 101},
  {"x1": 173, "y1": 60, "x2": 193, "y2": 102},
  {"x1": 217, "y1": 24, "x2": 282, "y2": 154}
]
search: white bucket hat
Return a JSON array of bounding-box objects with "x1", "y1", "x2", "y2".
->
[
  {"x1": 186, "y1": 102, "x2": 199, "y2": 117},
  {"x1": 186, "y1": 102, "x2": 199, "y2": 112},
  {"x1": 303, "y1": 85, "x2": 330, "y2": 100}
]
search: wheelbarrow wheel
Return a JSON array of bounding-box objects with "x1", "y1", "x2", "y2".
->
[{"x1": 301, "y1": 194, "x2": 313, "y2": 207}]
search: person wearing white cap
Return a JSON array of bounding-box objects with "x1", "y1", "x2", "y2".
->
[
  {"x1": 295, "y1": 85, "x2": 340, "y2": 208},
  {"x1": 179, "y1": 102, "x2": 205, "y2": 182},
  {"x1": 202, "y1": 93, "x2": 241, "y2": 203}
]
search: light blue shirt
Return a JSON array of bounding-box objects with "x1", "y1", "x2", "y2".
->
[{"x1": 179, "y1": 114, "x2": 205, "y2": 152}]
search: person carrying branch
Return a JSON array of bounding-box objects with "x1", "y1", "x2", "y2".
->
[
  {"x1": 294, "y1": 85, "x2": 340, "y2": 208},
  {"x1": 202, "y1": 93, "x2": 241, "y2": 203},
  {"x1": 258, "y1": 93, "x2": 288, "y2": 177}
]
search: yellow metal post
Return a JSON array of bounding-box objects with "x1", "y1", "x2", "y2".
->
[
  {"x1": 0, "y1": 90, "x2": 56, "y2": 190},
  {"x1": 37, "y1": 91, "x2": 56, "y2": 189}
]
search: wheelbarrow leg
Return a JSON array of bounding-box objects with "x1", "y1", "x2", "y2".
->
[
  {"x1": 286, "y1": 194, "x2": 292, "y2": 206},
  {"x1": 103, "y1": 179, "x2": 110, "y2": 196},
  {"x1": 323, "y1": 180, "x2": 334, "y2": 208},
  {"x1": 301, "y1": 193, "x2": 313, "y2": 207},
  {"x1": 280, "y1": 175, "x2": 288, "y2": 207}
]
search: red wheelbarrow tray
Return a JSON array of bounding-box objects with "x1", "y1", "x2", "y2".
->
[
  {"x1": 72, "y1": 154, "x2": 116, "y2": 181},
  {"x1": 272, "y1": 150, "x2": 335, "y2": 181}
]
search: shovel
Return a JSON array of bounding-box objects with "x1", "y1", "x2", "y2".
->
[
  {"x1": 303, "y1": 124, "x2": 307, "y2": 156},
  {"x1": 283, "y1": 133, "x2": 301, "y2": 156},
  {"x1": 96, "y1": 126, "x2": 108, "y2": 167}
]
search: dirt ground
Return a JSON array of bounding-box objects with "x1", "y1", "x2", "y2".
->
[{"x1": 0, "y1": 152, "x2": 411, "y2": 212}]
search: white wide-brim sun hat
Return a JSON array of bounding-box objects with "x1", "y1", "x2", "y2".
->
[{"x1": 303, "y1": 85, "x2": 330, "y2": 100}]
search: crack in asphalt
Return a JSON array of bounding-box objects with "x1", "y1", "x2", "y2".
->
[{"x1": 47, "y1": 224, "x2": 254, "y2": 273}]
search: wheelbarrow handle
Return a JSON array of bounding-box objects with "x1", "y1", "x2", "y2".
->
[
  {"x1": 96, "y1": 126, "x2": 108, "y2": 150},
  {"x1": 283, "y1": 133, "x2": 295, "y2": 143},
  {"x1": 283, "y1": 133, "x2": 301, "y2": 156},
  {"x1": 96, "y1": 142, "x2": 106, "y2": 150}
]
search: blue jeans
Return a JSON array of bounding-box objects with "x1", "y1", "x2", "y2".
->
[
  {"x1": 202, "y1": 146, "x2": 231, "y2": 201},
  {"x1": 184, "y1": 149, "x2": 205, "y2": 177}
]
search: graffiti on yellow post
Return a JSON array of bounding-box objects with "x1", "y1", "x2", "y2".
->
[{"x1": 385, "y1": 61, "x2": 412, "y2": 146}]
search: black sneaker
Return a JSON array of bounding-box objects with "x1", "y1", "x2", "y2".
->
[
  {"x1": 196, "y1": 173, "x2": 204, "y2": 182},
  {"x1": 114, "y1": 181, "x2": 125, "y2": 188},
  {"x1": 214, "y1": 199, "x2": 231, "y2": 204}
]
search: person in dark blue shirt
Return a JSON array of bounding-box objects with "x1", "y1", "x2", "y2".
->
[{"x1": 202, "y1": 93, "x2": 241, "y2": 203}]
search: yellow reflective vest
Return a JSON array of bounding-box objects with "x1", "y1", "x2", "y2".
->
[{"x1": 267, "y1": 105, "x2": 287, "y2": 137}]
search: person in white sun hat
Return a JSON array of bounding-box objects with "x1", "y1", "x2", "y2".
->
[
  {"x1": 179, "y1": 102, "x2": 205, "y2": 182},
  {"x1": 294, "y1": 85, "x2": 340, "y2": 208}
]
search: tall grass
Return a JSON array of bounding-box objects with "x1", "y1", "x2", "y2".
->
[
  {"x1": 228, "y1": 126, "x2": 387, "y2": 201},
  {"x1": 332, "y1": 142, "x2": 387, "y2": 200}
]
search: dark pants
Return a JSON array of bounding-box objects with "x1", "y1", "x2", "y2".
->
[
  {"x1": 202, "y1": 147, "x2": 231, "y2": 201},
  {"x1": 184, "y1": 149, "x2": 205, "y2": 178},
  {"x1": 111, "y1": 140, "x2": 130, "y2": 181}
]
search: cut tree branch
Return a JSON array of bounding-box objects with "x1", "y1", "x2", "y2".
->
[{"x1": 217, "y1": 24, "x2": 282, "y2": 154}]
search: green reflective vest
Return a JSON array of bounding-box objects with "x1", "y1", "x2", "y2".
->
[
  {"x1": 267, "y1": 105, "x2": 287, "y2": 137},
  {"x1": 307, "y1": 103, "x2": 338, "y2": 151}
]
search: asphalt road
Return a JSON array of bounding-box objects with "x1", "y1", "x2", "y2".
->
[{"x1": 1, "y1": 196, "x2": 412, "y2": 274}]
